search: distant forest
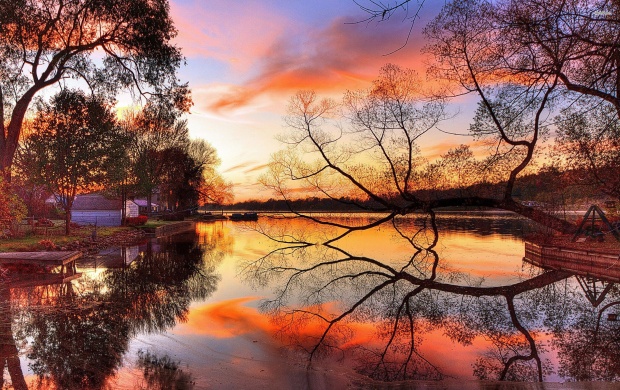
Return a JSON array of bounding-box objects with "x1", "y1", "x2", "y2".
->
[{"x1": 220, "y1": 168, "x2": 612, "y2": 212}]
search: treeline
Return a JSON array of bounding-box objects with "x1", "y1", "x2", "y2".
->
[{"x1": 227, "y1": 167, "x2": 611, "y2": 213}]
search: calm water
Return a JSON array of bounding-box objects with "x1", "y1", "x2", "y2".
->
[{"x1": 2, "y1": 213, "x2": 620, "y2": 389}]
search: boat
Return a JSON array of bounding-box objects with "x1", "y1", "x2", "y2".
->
[
  {"x1": 200, "y1": 212, "x2": 228, "y2": 221},
  {"x1": 229, "y1": 212, "x2": 259, "y2": 221}
]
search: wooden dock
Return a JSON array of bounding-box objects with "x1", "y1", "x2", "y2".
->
[
  {"x1": 0, "y1": 251, "x2": 82, "y2": 277},
  {"x1": 524, "y1": 242, "x2": 620, "y2": 282},
  {"x1": 6, "y1": 273, "x2": 82, "y2": 289}
]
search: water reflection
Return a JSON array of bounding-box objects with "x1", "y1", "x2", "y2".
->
[
  {"x1": 0, "y1": 232, "x2": 219, "y2": 389},
  {"x1": 242, "y1": 213, "x2": 620, "y2": 383},
  {"x1": 1, "y1": 214, "x2": 618, "y2": 387},
  {"x1": 0, "y1": 287, "x2": 28, "y2": 390},
  {"x1": 135, "y1": 350, "x2": 194, "y2": 390}
]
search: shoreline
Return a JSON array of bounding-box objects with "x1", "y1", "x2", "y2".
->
[
  {"x1": 48, "y1": 228, "x2": 148, "y2": 255},
  {"x1": 1, "y1": 221, "x2": 199, "y2": 254}
]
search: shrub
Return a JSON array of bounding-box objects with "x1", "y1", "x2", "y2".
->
[
  {"x1": 162, "y1": 212, "x2": 184, "y2": 221},
  {"x1": 126, "y1": 215, "x2": 148, "y2": 226},
  {"x1": 38, "y1": 239, "x2": 57, "y2": 250}
]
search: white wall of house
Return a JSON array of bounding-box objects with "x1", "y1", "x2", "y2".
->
[
  {"x1": 126, "y1": 201, "x2": 139, "y2": 218},
  {"x1": 72, "y1": 210, "x2": 122, "y2": 226}
]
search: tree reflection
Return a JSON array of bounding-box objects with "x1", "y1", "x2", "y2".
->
[
  {"x1": 550, "y1": 293, "x2": 620, "y2": 381},
  {"x1": 135, "y1": 350, "x2": 194, "y2": 390},
  {"x1": 0, "y1": 288, "x2": 28, "y2": 390},
  {"x1": 242, "y1": 213, "x2": 617, "y2": 382},
  {"x1": 0, "y1": 233, "x2": 218, "y2": 389}
]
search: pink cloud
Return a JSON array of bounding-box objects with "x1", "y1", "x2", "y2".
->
[
  {"x1": 222, "y1": 161, "x2": 269, "y2": 175},
  {"x1": 170, "y1": 0, "x2": 290, "y2": 71}
]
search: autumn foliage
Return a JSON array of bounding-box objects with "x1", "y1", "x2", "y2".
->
[{"x1": 0, "y1": 178, "x2": 26, "y2": 237}]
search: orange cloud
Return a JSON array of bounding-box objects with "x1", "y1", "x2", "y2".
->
[
  {"x1": 177, "y1": 297, "x2": 383, "y2": 352},
  {"x1": 180, "y1": 297, "x2": 271, "y2": 338},
  {"x1": 422, "y1": 139, "x2": 495, "y2": 161},
  {"x1": 244, "y1": 163, "x2": 269, "y2": 174},
  {"x1": 205, "y1": 17, "x2": 430, "y2": 114},
  {"x1": 223, "y1": 161, "x2": 260, "y2": 174}
]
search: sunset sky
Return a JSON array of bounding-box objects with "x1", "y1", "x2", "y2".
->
[{"x1": 168, "y1": 1, "x2": 476, "y2": 201}]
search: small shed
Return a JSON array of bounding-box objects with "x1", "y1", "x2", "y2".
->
[{"x1": 72, "y1": 195, "x2": 139, "y2": 226}]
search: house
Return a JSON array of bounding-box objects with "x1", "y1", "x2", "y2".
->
[
  {"x1": 133, "y1": 199, "x2": 161, "y2": 214},
  {"x1": 72, "y1": 194, "x2": 139, "y2": 226}
]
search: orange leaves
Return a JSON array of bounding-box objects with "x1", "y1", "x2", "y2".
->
[{"x1": 0, "y1": 178, "x2": 26, "y2": 236}]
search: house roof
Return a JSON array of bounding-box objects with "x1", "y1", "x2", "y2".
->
[
  {"x1": 73, "y1": 195, "x2": 122, "y2": 211},
  {"x1": 133, "y1": 199, "x2": 159, "y2": 207}
]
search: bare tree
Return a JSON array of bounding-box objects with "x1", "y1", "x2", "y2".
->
[
  {"x1": 554, "y1": 99, "x2": 620, "y2": 201},
  {"x1": 358, "y1": 0, "x2": 620, "y2": 205},
  {"x1": 265, "y1": 63, "x2": 574, "y2": 241}
]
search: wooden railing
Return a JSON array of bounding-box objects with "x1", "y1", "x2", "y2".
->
[{"x1": 524, "y1": 241, "x2": 620, "y2": 282}]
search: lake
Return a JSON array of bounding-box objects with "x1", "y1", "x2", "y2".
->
[{"x1": 2, "y1": 212, "x2": 619, "y2": 389}]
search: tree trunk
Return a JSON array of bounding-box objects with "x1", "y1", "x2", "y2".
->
[
  {"x1": 1, "y1": 89, "x2": 39, "y2": 181},
  {"x1": 146, "y1": 191, "x2": 152, "y2": 218},
  {"x1": 121, "y1": 184, "x2": 127, "y2": 225},
  {"x1": 65, "y1": 207, "x2": 71, "y2": 235},
  {"x1": 0, "y1": 289, "x2": 27, "y2": 390}
]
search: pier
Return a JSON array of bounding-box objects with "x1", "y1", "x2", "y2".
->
[
  {"x1": 0, "y1": 251, "x2": 82, "y2": 277},
  {"x1": 524, "y1": 241, "x2": 620, "y2": 282}
]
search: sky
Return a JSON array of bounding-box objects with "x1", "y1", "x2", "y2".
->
[{"x1": 168, "y1": 0, "x2": 476, "y2": 202}]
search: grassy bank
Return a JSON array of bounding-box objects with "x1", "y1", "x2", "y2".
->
[
  {"x1": 0, "y1": 226, "x2": 132, "y2": 252},
  {"x1": 142, "y1": 220, "x2": 177, "y2": 229},
  {"x1": 0, "y1": 218, "x2": 197, "y2": 252}
]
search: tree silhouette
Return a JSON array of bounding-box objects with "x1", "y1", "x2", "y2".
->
[
  {"x1": 265, "y1": 65, "x2": 574, "y2": 242},
  {"x1": 356, "y1": 0, "x2": 620, "y2": 205}
]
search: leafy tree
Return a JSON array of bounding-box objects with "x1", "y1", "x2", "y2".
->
[
  {"x1": 124, "y1": 105, "x2": 189, "y2": 215},
  {"x1": 22, "y1": 89, "x2": 126, "y2": 234},
  {"x1": 155, "y1": 139, "x2": 233, "y2": 211},
  {"x1": 186, "y1": 139, "x2": 233, "y2": 207},
  {"x1": 12, "y1": 119, "x2": 52, "y2": 218},
  {"x1": 0, "y1": 0, "x2": 191, "y2": 179},
  {"x1": 124, "y1": 108, "x2": 232, "y2": 213}
]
